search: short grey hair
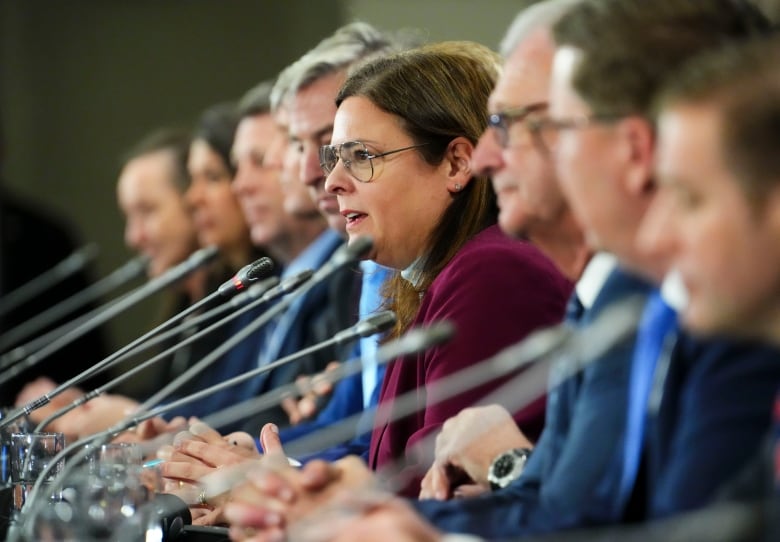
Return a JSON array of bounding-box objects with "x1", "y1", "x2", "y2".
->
[
  {"x1": 270, "y1": 21, "x2": 398, "y2": 110},
  {"x1": 499, "y1": 0, "x2": 585, "y2": 57}
]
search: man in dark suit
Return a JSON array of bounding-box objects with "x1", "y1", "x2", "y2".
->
[{"x1": 227, "y1": 80, "x2": 359, "y2": 434}]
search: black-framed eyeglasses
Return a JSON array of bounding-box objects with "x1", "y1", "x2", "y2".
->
[
  {"x1": 319, "y1": 140, "x2": 430, "y2": 183},
  {"x1": 487, "y1": 102, "x2": 548, "y2": 148}
]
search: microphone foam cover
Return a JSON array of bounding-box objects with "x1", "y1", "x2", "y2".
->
[{"x1": 246, "y1": 257, "x2": 274, "y2": 281}]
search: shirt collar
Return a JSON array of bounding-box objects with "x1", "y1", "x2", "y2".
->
[
  {"x1": 400, "y1": 257, "x2": 423, "y2": 289},
  {"x1": 576, "y1": 252, "x2": 618, "y2": 310},
  {"x1": 660, "y1": 268, "x2": 688, "y2": 312}
]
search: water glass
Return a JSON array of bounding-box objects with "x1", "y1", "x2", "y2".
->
[
  {"x1": 9, "y1": 432, "x2": 65, "y2": 513},
  {"x1": 28, "y1": 463, "x2": 159, "y2": 541},
  {"x1": 0, "y1": 409, "x2": 32, "y2": 487}
]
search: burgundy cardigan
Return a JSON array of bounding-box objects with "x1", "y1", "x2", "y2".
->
[{"x1": 367, "y1": 225, "x2": 572, "y2": 497}]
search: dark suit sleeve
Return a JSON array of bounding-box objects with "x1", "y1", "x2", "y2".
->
[
  {"x1": 649, "y1": 337, "x2": 780, "y2": 518},
  {"x1": 413, "y1": 332, "x2": 634, "y2": 537}
]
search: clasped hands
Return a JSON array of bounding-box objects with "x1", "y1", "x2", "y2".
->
[{"x1": 153, "y1": 404, "x2": 528, "y2": 541}]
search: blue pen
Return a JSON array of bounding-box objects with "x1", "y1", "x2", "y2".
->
[{"x1": 142, "y1": 458, "x2": 165, "y2": 469}]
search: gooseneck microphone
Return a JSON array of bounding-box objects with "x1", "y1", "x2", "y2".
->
[
  {"x1": 33, "y1": 273, "x2": 288, "y2": 433},
  {"x1": 0, "y1": 254, "x2": 148, "y2": 351},
  {"x1": 274, "y1": 294, "x2": 644, "y2": 466},
  {"x1": 81, "y1": 268, "x2": 313, "y2": 376},
  {"x1": 202, "y1": 320, "x2": 456, "y2": 435},
  {"x1": 0, "y1": 243, "x2": 99, "y2": 318},
  {"x1": 14, "y1": 239, "x2": 374, "y2": 540},
  {"x1": 195, "y1": 321, "x2": 457, "y2": 499},
  {"x1": 138, "y1": 236, "x2": 374, "y2": 416},
  {"x1": 217, "y1": 257, "x2": 274, "y2": 296},
  {"x1": 0, "y1": 247, "x2": 229, "y2": 428},
  {"x1": 120, "y1": 310, "x2": 397, "y2": 432},
  {"x1": 12, "y1": 256, "x2": 274, "y2": 432},
  {"x1": 197, "y1": 294, "x2": 645, "y2": 508},
  {"x1": 0, "y1": 246, "x2": 220, "y2": 376}
]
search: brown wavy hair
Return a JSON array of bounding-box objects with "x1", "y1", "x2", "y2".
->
[{"x1": 335, "y1": 41, "x2": 501, "y2": 338}]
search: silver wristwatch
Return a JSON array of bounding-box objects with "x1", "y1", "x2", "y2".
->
[{"x1": 487, "y1": 448, "x2": 532, "y2": 490}]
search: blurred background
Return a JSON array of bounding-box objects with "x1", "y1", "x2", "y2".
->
[{"x1": 1, "y1": 0, "x2": 777, "y2": 393}]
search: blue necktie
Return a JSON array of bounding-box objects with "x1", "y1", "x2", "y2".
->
[{"x1": 618, "y1": 290, "x2": 678, "y2": 507}]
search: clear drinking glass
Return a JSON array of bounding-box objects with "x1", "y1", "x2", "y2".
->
[
  {"x1": 28, "y1": 462, "x2": 160, "y2": 541},
  {"x1": 0, "y1": 410, "x2": 32, "y2": 488},
  {"x1": 9, "y1": 432, "x2": 65, "y2": 514}
]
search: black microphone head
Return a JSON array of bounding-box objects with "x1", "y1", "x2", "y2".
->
[
  {"x1": 356, "y1": 310, "x2": 396, "y2": 338},
  {"x1": 220, "y1": 257, "x2": 275, "y2": 297},
  {"x1": 245, "y1": 257, "x2": 274, "y2": 281},
  {"x1": 375, "y1": 321, "x2": 456, "y2": 363}
]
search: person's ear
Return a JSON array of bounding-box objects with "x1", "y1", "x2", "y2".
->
[
  {"x1": 444, "y1": 137, "x2": 475, "y2": 194},
  {"x1": 620, "y1": 116, "x2": 656, "y2": 197}
]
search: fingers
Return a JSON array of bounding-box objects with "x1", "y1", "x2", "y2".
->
[
  {"x1": 281, "y1": 395, "x2": 303, "y2": 426},
  {"x1": 230, "y1": 529, "x2": 285, "y2": 542},
  {"x1": 136, "y1": 416, "x2": 187, "y2": 441},
  {"x1": 189, "y1": 421, "x2": 226, "y2": 444},
  {"x1": 225, "y1": 501, "x2": 286, "y2": 530},
  {"x1": 177, "y1": 437, "x2": 257, "y2": 467},
  {"x1": 418, "y1": 464, "x2": 450, "y2": 501},
  {"x1": 192, "y1": 506, "x2": 225, "y2": 526},
  {"x1": 418, "y1": 468, "x2": 435, "y2": 500},
  {"x1": 299, "y1": 460, "x2": 338, "y2": 491},
  {"x1": 259, "y1": 424, "x2": 285, "y2": 458},
  {"x1": 160, "y1": 457, "x2": 215, "y2": 484},
  {"x1": 225, "y1": 431, "x2": 259, "y2": 451},
  {"x1": 311, "y1": 365, "x2": 338, "y2": 396},
  {"x1": 297, "y1": 396, "x2": 318, "y2": 420},
  {"x1": 452, "y1": 483, "x2": 489, "y2": 499},
  {"x1": 284, "y1": 364, "x2": 341, "y2": 425}
]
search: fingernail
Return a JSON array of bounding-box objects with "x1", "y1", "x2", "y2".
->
[
  {"x1": 173, "y1": 431, "x2": 192, "y2": 446},
  {"x1": 189, "y1": 422, "x2": 209, "y2": 436},
  {"x1": 268, "y1": 423, "x2": 279, "y2": 434},
  {"x1": 157, "y1": 447, "x2": 173, "y2": 460}
]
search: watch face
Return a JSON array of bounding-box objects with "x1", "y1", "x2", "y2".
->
[
  {"x1": 489, "y1": 448, "x2": 532, "y2": 490},
  {"x1": 493, "y1": 454, "x2": 516, "y2": 478}
]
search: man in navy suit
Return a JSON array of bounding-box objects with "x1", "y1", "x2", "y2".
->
[
  {"x1": 224, "y1": 79, "x2": 355, "y2": 433},
  {"x1": 496, "y1": 26, "x2": 780, "y2": 542}
]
